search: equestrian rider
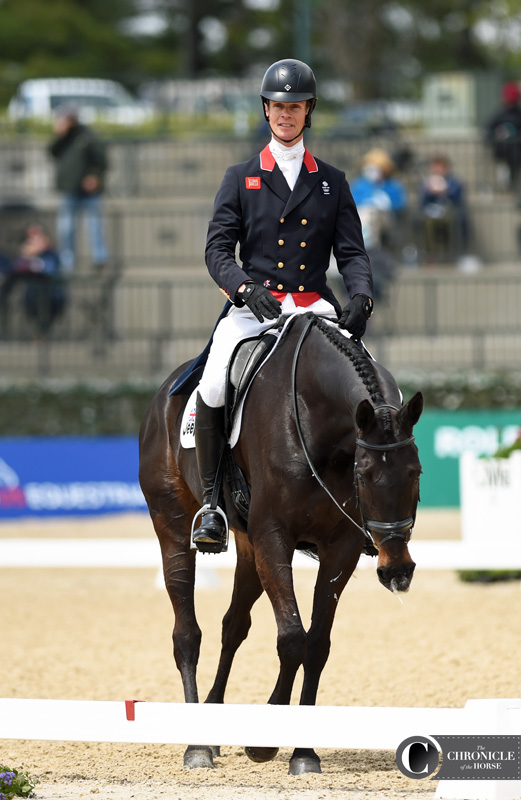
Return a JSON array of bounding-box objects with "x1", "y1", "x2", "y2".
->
[{"x1": 191, "y1": 58, "x2": 374, "y2": 549}]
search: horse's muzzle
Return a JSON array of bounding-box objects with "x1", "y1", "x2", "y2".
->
[{"x1": 376, "y1": 560, "x2": 416, "y2": 593}]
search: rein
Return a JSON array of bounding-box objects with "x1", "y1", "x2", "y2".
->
[{"x1": 291, "y1": 317, "x2": 415, "y2": 553}]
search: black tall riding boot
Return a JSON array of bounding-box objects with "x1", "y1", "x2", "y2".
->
[{"x1": 192, "y1": 394, "x2": 228, "y2": 549}]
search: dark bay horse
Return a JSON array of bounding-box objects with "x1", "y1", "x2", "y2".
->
[{"x1": 139, "y1": 313, "x2": 423, "y2": 774}]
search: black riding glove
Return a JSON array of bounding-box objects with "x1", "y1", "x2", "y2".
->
[
  {"x1": 236, "y1": 283, "x2": 282, "y2": 322},
  {"x1": 338, "y1": 294, "x2": 373, "y2": 339}
]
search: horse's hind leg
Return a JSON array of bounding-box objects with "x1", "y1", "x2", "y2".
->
[
  {"x1": 153, "y1": 501, "x2": 216, "y2": 769},
  {"x1": 206, "y1": 537, "x2": 264, "y2": 704},
  {"x1": 239, "y1": 523, "x2": 308, "y2": 764},
  {"x1": 204, "y1": 534, "x2": 279, "y2": 765}
]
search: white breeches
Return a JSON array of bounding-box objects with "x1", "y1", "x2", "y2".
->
[{"x1": 198, "y1": 294, "x2": 338, "y2": 408}]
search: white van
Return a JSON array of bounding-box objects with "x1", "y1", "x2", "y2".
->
[{"x1": 7, "y1": 77, "x2": 152, "y2": 125}]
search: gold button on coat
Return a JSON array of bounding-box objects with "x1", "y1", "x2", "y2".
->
[
  {"x1": 300, "y1": 241, "x2": 306, "y2": 248},
  {"x1": 299, "y1": 285, "x2": 305, "y2": 291},
  {"x1": 277, "y1": 262, "x2": 284, "y2": 268},
  {"x1": 278, "y1": 239, "x2": 284, "y2": 246},
  {"x1": 300, "y1": 264, "x2": 306, "y2": 270},
  {"x1": 280, "y1": 217, "x2": 285, "y2": 223},
  {"x1": 301, "y1": 219, "x2": 308, "y2": 225},
  {"x1": 277, "y1": 284, "x2": 284, "y2": 290}
]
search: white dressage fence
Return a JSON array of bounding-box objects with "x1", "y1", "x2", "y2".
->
[
  {"x1": 2, "y1": 537, "x2": 521, "y2": 571},
  {"x1": 0, "y1": 697, "x2": 520, "y2": 800}
]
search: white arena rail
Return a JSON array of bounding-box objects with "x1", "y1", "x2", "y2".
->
[
  {"x1": 0, "y1": 697, "x2": 520, "y2": 800},
  {"x1": 2, "y1": 538, "x2": 521, "y2": 570}
]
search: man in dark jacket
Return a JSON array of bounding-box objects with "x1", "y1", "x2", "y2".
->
[
  {"x1": 191, "y1": 58, "x2": 374, "y2": 550},
  {"x1": 486, "y1": 82, "x2": 521, "y2": 192},
  {"x1": 48, "y1": 105, "x2": 108, "y2": 273}
]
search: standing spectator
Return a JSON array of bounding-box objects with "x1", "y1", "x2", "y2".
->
[
  {"x1": 48, "y1": 105, "x2": 109, "y2": 274},
  {"x1": 418, "y1": 155, "x2": 470, "y2": 261},
  {"x1": 486, "y1": 81, "x2": 521, "y2": 192}
]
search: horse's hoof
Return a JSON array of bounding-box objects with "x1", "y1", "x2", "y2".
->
[
  {"x1": 245, "y1": 746, "x2": 279, "y2": 763},
  {"x1": 289, "y1": 754, "x2": 322, "y2": 775},
  {"x1": 183, "y1": 745, "x2": 215, "y2": 769}
]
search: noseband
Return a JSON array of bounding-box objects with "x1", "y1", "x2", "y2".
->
[
  {"x1": 291, "y1": 319, "x2": 416, "y2": 555},
  {"x1": 355, "y1": 405, "x2": 416, "y2": 548}
]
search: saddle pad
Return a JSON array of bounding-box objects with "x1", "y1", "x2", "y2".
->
[{"x1": 180, "y1": 388, "x2": 198, "y2": 449}]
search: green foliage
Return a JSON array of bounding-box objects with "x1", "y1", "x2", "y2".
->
[
  {"x1": 0, "y1": 378, "x2": 159, "y2": 436},
  {"x1": 395, "y1": 369, "x2": 521, "y2": 411},
  {"x1": 0, "y1": 766, "x2": 39, "y2": 800},
  {"x1": 0, "y1": 370, "x2": 519, "y2": 436},
  {"x1": 493, "y1": 432, "x2": 521, "y2": 458},
  {"x1": 458, "y1": 570, "x2": 521, "y2": 583},
  {"x1": 3, "y1": 0, "x2": 521, "y2": 111}
]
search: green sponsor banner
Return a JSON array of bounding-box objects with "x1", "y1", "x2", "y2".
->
[{"x1": 415, "y1": 410, "x2": 521, "y2": 507}]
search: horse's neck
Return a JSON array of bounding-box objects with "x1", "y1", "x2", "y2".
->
[{"x1": 303, "y1": 324, "x2": 400, "y2": 422}]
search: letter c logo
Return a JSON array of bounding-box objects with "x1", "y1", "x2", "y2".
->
[{"x1": 396, "y1": 736, "x2": 440, "y2": 779}]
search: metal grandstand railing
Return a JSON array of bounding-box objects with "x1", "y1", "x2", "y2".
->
[{"x1": 0, "y1": 268, "x2": 519, "y2": 379}]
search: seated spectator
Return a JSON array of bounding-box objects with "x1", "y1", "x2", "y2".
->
[
  {"x1": 0, "y1": 223, "x2": 67, "y2": 337},
  {"x1": 351, "y1": 148, "x2": 407, "y2": 216},
  {"x1": 418, "y1": 155, "x2": 470, "y2": 262},
  {"x1": 350, "y1": 148, "x2": 407, "y2": 299}
]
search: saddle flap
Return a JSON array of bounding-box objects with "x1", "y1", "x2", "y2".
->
[{"x1": 225, "y1": 331, "x2": 278, "y2": 438}]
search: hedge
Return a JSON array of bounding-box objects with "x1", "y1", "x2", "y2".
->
[
  {"x1": 0, "y1": 378, "x2": 161, "y2": 436},
  {"x1": 1, "y1": 370, "x2": 520, "y2": 436}
]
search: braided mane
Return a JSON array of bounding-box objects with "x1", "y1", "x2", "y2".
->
[{"x1": 311, "y1": 316, "x2": 393, "y2": 432}]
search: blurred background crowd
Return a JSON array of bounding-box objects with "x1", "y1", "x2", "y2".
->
[{"x1": 1, "y1": 0, "x2": 521, "y2": 388}]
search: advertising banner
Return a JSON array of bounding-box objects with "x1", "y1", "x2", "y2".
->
[
  {"x1": 0, "y1": 437, "x2": 146, "y2": 518},
  {"x1": 0, "y1": 410, "x2": 520, "y2": 518},
  {"x1": 415, "y1": 410, "x2": 521, "y2": 507}
]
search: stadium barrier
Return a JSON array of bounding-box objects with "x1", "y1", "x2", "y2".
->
[{"x1": 0, "y1": 697, "x2": 520, "y2": 800}]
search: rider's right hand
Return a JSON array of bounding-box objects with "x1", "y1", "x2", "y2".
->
[{"x1": 236, "y1": 283, "x2": 282, "y2": 322}]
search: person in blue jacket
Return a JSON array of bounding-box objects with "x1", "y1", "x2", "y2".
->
[
  {"x1": 351, "y1": 147, "x2": 407, "y2": 216},
  {"x1": 192, "y1": 58, "x2": 374, "y2": 549}
]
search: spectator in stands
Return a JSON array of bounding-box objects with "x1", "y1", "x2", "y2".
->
[
  {"x1": 0, "y1": 222, "x2": 67, "y2": 337},
  {"x1": 351, "y1": 148, "x2": 407, "y2": 217},
  {"x1": 486, "y1": 81, "x2": 521, "y2": 192},
  {"x1": 350, "y1": 148, "x2": 407, "y2": 298},
  {"x1": 418, "y1": 155, "x2": 470, "y2": 262},
  {"x1": 48, "y1": 105, "x2": 109, "y2": 274}
]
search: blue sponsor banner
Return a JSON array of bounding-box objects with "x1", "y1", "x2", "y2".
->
[{"x1": 0, "y1": 437, "x2": 147, "y2": 518}]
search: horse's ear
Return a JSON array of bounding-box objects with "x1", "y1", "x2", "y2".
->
[
  {"x1": 399, "y1": 391, "x2": 423, "y2": 429},
  {"x1": 356, "y1": 399, "x2": 375, "y2": 432}
]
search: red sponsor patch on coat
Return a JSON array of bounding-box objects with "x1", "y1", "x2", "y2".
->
[{"x1": 245, "y1": 177, "x2": 261, "y2": 189}]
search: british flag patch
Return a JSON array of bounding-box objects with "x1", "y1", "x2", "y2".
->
[{"x1": 246, "y1": 177, "x2": 261, "y2": 189}]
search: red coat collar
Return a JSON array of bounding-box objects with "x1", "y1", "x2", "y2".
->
[{"x1": 259, "y1": 144, "x2": 318, "y2": 173}]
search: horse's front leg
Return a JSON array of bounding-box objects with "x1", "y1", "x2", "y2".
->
[
  {"x1": 244, "y1": 522, "x2": 307, "y2": 764},
  {"x1": 289, "y1": 536, "x2": 361, "y2": 775}
]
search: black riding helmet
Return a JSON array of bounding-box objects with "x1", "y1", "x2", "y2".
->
[{"x1": 261, "y1": 58, "x2": 317, "y2": 135}]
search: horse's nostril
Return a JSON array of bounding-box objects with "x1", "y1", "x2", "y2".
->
[{"x1": 377, "y1": 561, "x2": 416, "y2": 586}]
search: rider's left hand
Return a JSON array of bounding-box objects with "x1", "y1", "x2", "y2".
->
[{"x1": 338, "y1": 294, "x2": 373, "y2": 339}]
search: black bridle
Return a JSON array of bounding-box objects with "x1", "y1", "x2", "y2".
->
[
  {"x1": 291, "y1": 318, "x2": 416, "y2": 555},
  {"x1": 355, "y1": 404, "x2": 416, "y2": 549}
]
